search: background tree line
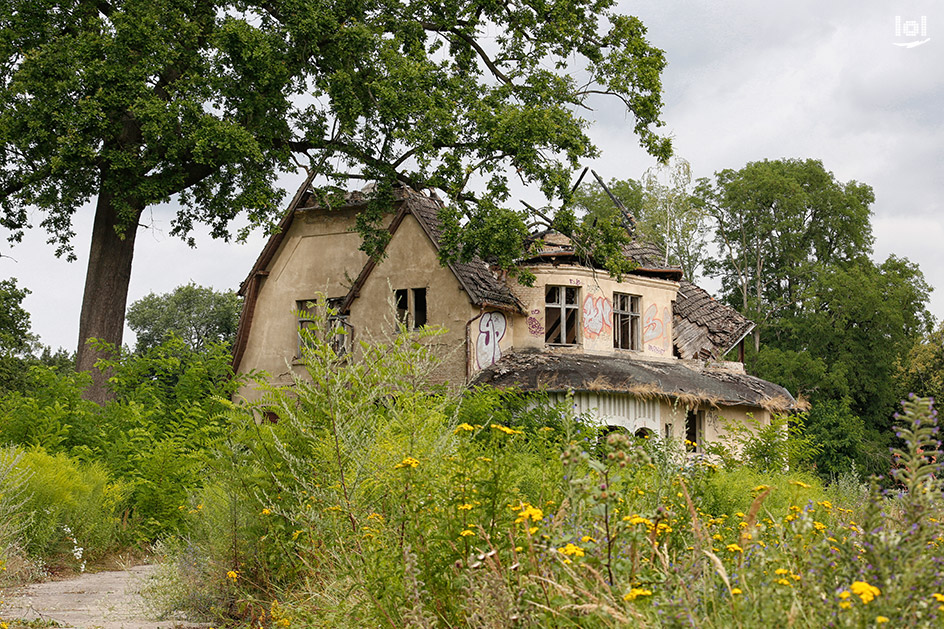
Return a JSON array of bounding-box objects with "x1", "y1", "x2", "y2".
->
[{"x1": 574, "y1": 156, "x2": 936, "y2": 477}]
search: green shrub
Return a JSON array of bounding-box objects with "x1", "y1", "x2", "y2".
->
[{"x1": 12, "y1": 448, "x2": 128, "y2": 560}]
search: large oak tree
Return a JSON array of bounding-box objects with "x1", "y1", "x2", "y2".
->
[{"x1": 0, "y1": 0, "x2": 671, "y2": 401}]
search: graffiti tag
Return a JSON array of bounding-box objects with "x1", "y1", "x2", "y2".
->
[
  {"x1": 476, "y1": 311, "x2": 507, "y2": 369},
  {"x1": 583, "y1": 295, "x2": 612, "y2": 338}
]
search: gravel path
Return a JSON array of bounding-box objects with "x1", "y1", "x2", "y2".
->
[{"x1": 0, "y1": 564, "x2": 208, "y2": 629}]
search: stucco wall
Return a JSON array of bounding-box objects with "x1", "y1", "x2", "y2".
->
[
  {"x1": 236, "y1": 206, "x2": 374, "y2": 397},
  {"x1": 347, "y1": 214, "x2": 480, "y2": 386},
  {"x1": 507, "y1": 265, "x2": 678, "y2": 360}
]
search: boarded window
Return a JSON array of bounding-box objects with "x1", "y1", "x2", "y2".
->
[
  {"x1": 613, "y1": 293, "x2": 641, "y2": 350},
  {"x1": 545, "y1": 285, "x2": 579, "y2": 345}
]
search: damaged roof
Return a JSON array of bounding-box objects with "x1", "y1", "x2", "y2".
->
[
  {"x1": 404, "y1": 191, "x2": 524, "y2": 313},
  {"x1": 474, "y1": 349, "x2": 795, "y2": 412},
  {"x1": 521, "y1": 232, "x2": 754, "y2": 360},
  {"x1": 673, "y1": 281, "x2": 755, "y2": 360},
  {"x1": 232, "y1": 183, "x2": 524, "y2": 368}
]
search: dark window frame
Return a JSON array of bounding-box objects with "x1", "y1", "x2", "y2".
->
[
  {"x1": 545, "y1": 285, "x2": 579, "y2": 345},
  {"x1": 612, "y1": 292, "x2": 641, "y2": 350},
  {"x1": 297, "y1": 297, "x2": 352, "y2": 358},
  {"x1": 686, "y1": 409, "x2": 704, "y2": 453},
  {"x1": 394, "y1": 287, "x2": 428, "y2": 330}
]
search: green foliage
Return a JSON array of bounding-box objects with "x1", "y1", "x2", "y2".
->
[
  {"x1": 805, "y1": 399, "x2": 868, "y2": 479},
  {"x1": 127, "y1": 283, "x2": 242, "y2": 353},
  {"x1": 638, "y1": 157, "x2": 709, "y2": 281},
  {"x1": 0, "y1": 0, "x2": 672, "y2": 375},
  {"x1": 0, "y1": 336, "x2": 241, "y2": 548},
  {"x1": 150, "y1": 305, "x2": 944, "y2": 628},
  {"x1": 897, "y1": 321, "x2": 944, "y2": 403},
  {"x1": 705, "y1": 411, "x2": 819, "y2": 474},
  {"x1": 0, "y1": 278, "x2": 34, "y2": 357},
  {"x1": 9, "y1": 448, "x2": 128, "y2": 560},
  {"x1": 698, "y1": 158, "x2": 875, "y2": 329}
]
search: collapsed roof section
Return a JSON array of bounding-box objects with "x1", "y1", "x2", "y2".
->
[
  {"x1": 234, "y1": 181, "x2": 754, "y2": 367},
  {"x1": 519, "y1": 231, "x2": 754, "y2": 360},
  {"x1": 473, "y1": 349, "x2": 795, "y2": 412}
]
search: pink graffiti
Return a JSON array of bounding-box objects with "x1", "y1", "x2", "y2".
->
[
  {"x1": 476, "y1": 311, "x2": 507, "y2": 369},
  {"x1": 583, "y1": 295, "x2": 612, "y2": 338},
  {"x1": 643, "y1": 304, "x2": 671, "y2": 352},
  {"x1": 643, "y1": 304, "x2": 663, "y2": 342}
]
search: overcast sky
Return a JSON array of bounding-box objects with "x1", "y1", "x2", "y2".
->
[{"x1": 3, "y1": 1, "x2": 942, "y2": 352}]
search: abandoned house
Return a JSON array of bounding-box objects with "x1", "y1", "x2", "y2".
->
[{"x1": 232, "y1": 181, "x2": 795, "y2": 451}]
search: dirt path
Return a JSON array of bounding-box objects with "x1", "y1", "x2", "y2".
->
[{"x1": 0, "y1": 564, "x2": 208, "y2": 629}]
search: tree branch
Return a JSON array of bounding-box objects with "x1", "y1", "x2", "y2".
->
[{"x1": 419, "y1": 23, "x2": 512, "y2": 85}]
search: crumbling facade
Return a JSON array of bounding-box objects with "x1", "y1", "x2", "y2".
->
[{"x1": 233, "y1": 182, "x2": 795, "y2": 451}]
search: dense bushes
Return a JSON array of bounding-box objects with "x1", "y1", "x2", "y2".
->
[{"x1": 0, "y1": 336, "x2": 240, "y2": 562}]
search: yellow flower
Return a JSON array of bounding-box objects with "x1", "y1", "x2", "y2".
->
[
  {"x1": 752, "y1": 485, "x2": 770, "y2": 492},
  {"x1": 581, "y1": 536, "x2": 596, "y2": 543},
  {"x1": 776, "y1": 578, "x2": 791, "y2": 586},
  {"x1": 731, "y1": 588, "x2": 742, "y2": 595},
  {"x1": 226, "y1": 570, "x2": 238, "y2": 582},
  {"x1": 457, "y1": 503, "x2": 475, "y2": 511},
  {"x1": 623, "y1": 515, "x2": 652, "y2": 526},
  {"x1": 558, "y1": 543, "x2": 585, "y2": 557},
  {"x1": 460, "y1": 529, "x2": 475, "y2": 537},
  {"x1": 726, "y1": 543, "x2": 743, "y2": 553},
  {"x1": 623, "y1": 587, "x2": 653, "y2": 601},
  {"x1": 850, "y1": 581, "x2": 880, "y2": 604},
  {"x1": 839, "y1": 601, "x2": 851, "y2": 609},
  {"x1": 774, "y1": 568, "x2": 789, "y2": 575},
  {"x1": 394, "y1": 456, "x2": 420, "y2": 469},
  {"x1": 814, "y1": 521, "x2": 827, "y2": 531},
  {"x1": 933, "y1": 593, "x2": 944, "y2": 603},
  {"x1": 514, "y1": 502, "x2": 544, "y2": 524},
  {"x1": 789, "y1": 480, "x2": 812, "y2": 489},
  {"x1": 491, "y1": 424, "x2": 523, "y2": 435},
  {"x1": 261, "y1": 508, "x2": 271, "y2": 515},
  {"x1": 454, "y1": 423, "x2": 475, "y2": 433},
  {"x1": 876, "y1": 617, "x2": 889, "y2": 624}
]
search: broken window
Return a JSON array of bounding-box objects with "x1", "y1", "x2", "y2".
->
[
  {"x1": 545, "y1": 285, "x2": 579, "y2": 345},
  {"x1": 686, "y1": 409, "x2": 704, "y2": 453},
  {"x1": 297, "y1": 297, "x2": 352, "y2": 358},
  {"x1": 394, "y1": 287, "x2": 428, "y2": 330},
  {"x1": 612, "y1": 292, "x2": 641, "y2": 350}
]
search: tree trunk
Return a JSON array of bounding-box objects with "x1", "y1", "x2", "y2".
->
[{"x1": 75, "y1": 189, "x2": 141, "y2": 404}]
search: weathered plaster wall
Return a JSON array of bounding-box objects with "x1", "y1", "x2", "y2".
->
[
  {"x1": 348, "y1": 214, "x2": 480, "y2": 386},
  {"x1": 663, "y1": 403, "x2": 772, "y2": 453},
  {"x1": 508, "y1": 265, "x2": 678, "y2": 359},
  {"x1": 237, "y1": 206, "x2": 373, "y2": 399},
  {"x1": 551, "y1": 391, "x2": 773, "y2": 455}
]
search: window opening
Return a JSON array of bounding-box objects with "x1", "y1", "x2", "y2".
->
[
  {"x1": 545, "y1": 285, "x2": 579, "y2": 345},
  {"x1": 297, "y1": 297, "x2": 351, "y2": 358},
  {"x1": 686, "y1": 410, "x2": 704, "y2": 453},
  {"x1": 394, "y1": 287, "x2": 428, "y2": 330},
  {"x1": 613, "y1": 293, "x2": 641, "y2": 350}
]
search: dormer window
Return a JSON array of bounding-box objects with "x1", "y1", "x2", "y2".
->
[
  {"x1": 545, "y1": 285, "x2": 579, "y2": 345},
  {"x1": 613, "y1": 293, "x2": 641, "y2": 350}
]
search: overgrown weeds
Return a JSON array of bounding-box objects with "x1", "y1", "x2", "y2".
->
[{"x1": 152, "y1": 302, "x2": 944, "y2": 627}]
